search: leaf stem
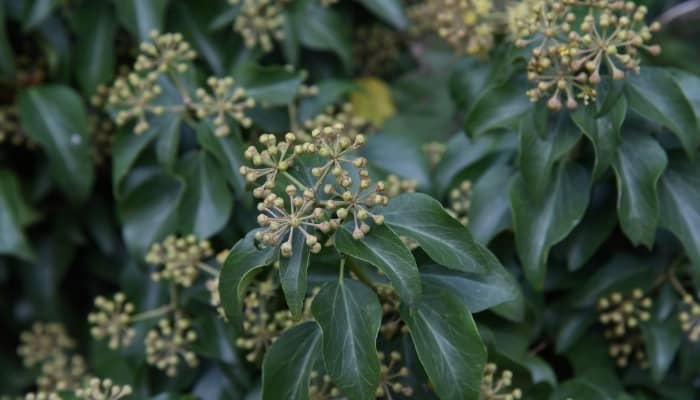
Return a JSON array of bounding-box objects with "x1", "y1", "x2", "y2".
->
[
  {"x1": 130, "y1": 304, "x2": 173, "y2": 322},
  {"x1": 198, "y1": 262, "x2": 220, "y2": 277},
  {"x1": 339, "y1": 257, "x2": 346, "y2": 284}
]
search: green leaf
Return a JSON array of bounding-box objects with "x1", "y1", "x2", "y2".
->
[
  {"x1": 0, "y1": 169, "x2": 37, "y2": 261},
  {"x1": 73, "y1": 1, "x2": 116, "y2": 94},
  {"x1": 261, "y1": 321, "x2": 322, "y2": 400},
  {"x1": 510, "y1": 163, "x2": 590, "y2": 288},
  {"x1": 292, "y1": 0, "x2": 352, "y2": 71},
  {"x1": 381, "y1": 192, "x2": 500, "y2": 274},
  {"x1": 658, "y1": 159, "x2": 700, "y2": 274},
  {"x1": 642, "y1": 318, "x2": 682, "y2": 383},
  {"x1": 21, "y1": 0, "x2": 58, "y2": 31},
  {"x1": 420, "y1": 264, "x2": 520, "y2": 313},
  {"x1": 298, "y1": 79, "x2": 354, "y2": 122},
  {"x1": 519, "y1": 111, "x2": 581, "y2": 199},
  {"x1": 279, "y1": 230, "x2": 311, "y2": 318},
  {"x1": 311, "y1": 280, "x2": 381, "y2": 400},
  {"x1": 115, "y1": 0, "x2": 169, "y2": 42},
  {"x1": 17, "y1": 85, "x2": 95, "y2": 204},
  {"x1": 155, "y1": 114, "x2": 182, "y2": 170},
  {"x1": 111, "y1": 128, "x2": 159, "y2": 196},
  {"x1": 196, "y1": 123, "x2": 248, "y2": 202},
  {"x1": 564, "y1": 204, "x2": 616, "y2": 271},
  {"x1": 571, "y1": 105, "x2": 621, "y2": 181},
  {"x1": 550, "y1": 380, "x2": 612, "y2": 400},
  {"x1": 468, "y1": 163, "x2": 513, "y2": 244},
  {"x1": 236, "y1": 63, "x2": 305, "y2": 106},
  {"x1": 356, "y1": 0, "x2": 407, "y2": 30},
  {"x1": 671, "y1": 69, "x2": 700, "y2": 118},
  {"x1": 219, "y1": 231, "x2": 277, "y2": 323},
  {"x1": 625, "y1": 67, "x2": 699, "y2": 155},
  {"x1": 176, "y1": 152, "x2": 233, "y2": 239},
  {"x1": 335, "y1": 224, "x2": 421, "y2": 306},
  {"x1": 555, "y1": 311, "x2": 596, "y2": 353},
  {"x1": 117, "y1": 171, "x2": 185, "y2": 257},
  {"x1": 464, "y1": 78, "x2": 532, "y2": 136},
  {"x1": 170, "y1": 0, "x2": 228, "y2": 75},
  {"x1": 401, "y1": 290, "x2": 486, "y2": 400},
  {"x1": 612, "y1": 134, "x2": 667, "y2": 248},
  {"x1": 0, "y1": 3, "x2": 16, "y2": 79}
]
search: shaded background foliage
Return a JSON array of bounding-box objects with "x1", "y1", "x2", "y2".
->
[{"x1": 1, "y1": 0, "x2": 700, "y2": 399}]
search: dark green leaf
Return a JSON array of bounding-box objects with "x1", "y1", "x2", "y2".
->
[
  {"x1": 21, "y1": 0, "x2": 58, "y2": 31},
  {"x1": 74, "y1": 2, "x2": 116, "y2": 94},
  {"x1": 115, "y1": 0, "x2": 169, "y2": 42},
  {"x1": 642, "y1": 318, "x2": 682, "y2": 383},
  {"x1": 196, "y1": 123, "x2": 248, "y2": 202},
  {"x1": 401, "y1": 290, "x2": 486, "y2": 400},
  {"x1": 117, "y1": 171, "x2": 184, "y2": 256},
  {"x1": 292, "y1": 0, "x2": 352, "y2": 71},
  {"x1": 111, "y1": 128, "x2": 159, "y2": 196},
  {"x1": 0, "y1": 3, "x2": 16, "y2": 79},
  {"x1": 171, "y1": 1, "x2": 228, "y2": 75},
  {"x1": 564, "y1": 205, "x2": 616, "y2": 271},
  {"x1": 510, "y1": 163, "x2": 590, "y2": 288},
  {"x1": 236, "y1": 63, "x2": 305, "y2": 106},
  {"x1": 671, "y1": 69, "x2": 700, "y2": 118},
  {"x1": 612, "y1": 134, "x2": 667, "y2": 248},
  {"x1": 468, "y1": 163, "x2": 513, "y2": 244},
  {"x1": 382, "y1": 192, "x2": 500, "y2": 274},
  {"x1": 279, "y1": 230, "x2": 311, "y2": 318},
  {"x1": 356, "y1": 0, "x2": 407, "y2": 30},
  {"x1": 0, "y1": 169, "x2": 37, "y2": 261},
  {"x1": 176, "y1": 152, "x2": 233, "y2": 239},
  {"x1": 298, "y1": 79, "x2": 354, "y2": 122},
  {"x1": 555, "y1": 311, "x2": 596, "y2": 353},
  {"x1": 420, "y1": 264, "x2": 521, "y2": 313},
  {"x1": 625, "y1": 67, "x2": 699, "y2": 155},
  {"x1": 464, "y1": 78, "x2": 532, "y2": 136},
  {"x1": 335, "y1": 224, "x2": 421, "y2": 305},
  {"x1": 550, "y1": 380, "x2": 612, "y2": 400},
  {"x1": 17, "y1": 85, "x2": 95, "y2": 203},
  {"x1": 311, "y1": 280, "x2": 381, "y2": 400},
  {"x1": 261, "y1": 321, "x2": 322, "y2": 400},
  {"x1": 658, "y1": 159, "x2": 700, "y2": 274},
  {"x1": 219, "y1": 231, "x2": 277, "y2": 323},
  {"x1": 571, "y1": 106, "x2": 620, "y2": 181}
]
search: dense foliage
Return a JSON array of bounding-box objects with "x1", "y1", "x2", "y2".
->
[{"x1": 2, "y1": 0, "x2": 700, "y2": 399}]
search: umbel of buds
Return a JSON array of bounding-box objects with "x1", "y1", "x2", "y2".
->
[
  {"x1": 75, "y1": 378, "x2": 133, "y2": 400},
  {"x1": 480, "y1": 363, "x2": 522, "y2": 400},
  {"x1": 135, "y1": 31, "x2": 196, "y2": 74},
  {"x1": 145, "y1": 234, "x2": 214, "y2": 287},
  {"x1": 17, "y1": 322, "x2": 75, "y2": 367},
  {"x1": 229, "y1": 0, "x2": 290, "y2": 52},
  {"x1": 145, "y1": 314, "x2": 199, "y2": 377},
  {"x1": 679, "y1": 293, "x2": 700, "y2": 342},
  {"x1": 88, "y1": 292, "x2": 136, "y2": 350},
  {"x1": 597, "y1": 289, "x2": 652, "y2": 367},
  {"x1": 447, "y1": 180, "x2": 472, "y2": 226},
  {"x1": 194, "y1": 76, "x2": 256, "y2": 137},
  {"x1": 508, "y1": 0, "x2": 661, "y2": 110},
  {"x1": 376, "y1": 351, "x2": 413, "y2": 398}
]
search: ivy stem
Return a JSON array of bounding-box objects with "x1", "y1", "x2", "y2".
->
[
  {"x1": 198, "y1": 262, "x2": 220, "y2": 277},
  {"x1": 130, "y1": 304, "x2": 173, "y2": 322},
  {"x1": 339, "y1": 257, "x2": 346, "y2": 284},
  {"x1": 345, "y1": 256, "x2": 376, "y2": 291},
  {"x1": 282, "y1": 171, "x2": 309, "y2": 190},
  {"x1": 288, "y1": 102, "x2": 300, "y2": 134}
]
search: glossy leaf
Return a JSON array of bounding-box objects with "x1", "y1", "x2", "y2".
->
[
  {"x1": 292, "y1": 0, "x2": 352, "y2": 71},
  {"x1": 236, "y1": 63, "x2": 305, "y2": 106},
  {"x1": 642, "y1": 318, "x2": 682, "y2": 383},
  {"x1": 356, "y1": 0, "x2": 407, "y2": 30},
  {"x1": 21, "y1": 0, "x2": 57, "y2": 31},
  {"x1": 0, "y1": 2, "x2": 16, "y2": 78},
  {"x1": 219, "y1": 231, "x2": 277, "y2": 323},
  {"x1": 464, "y1": 78, "x2": 532, "y2": 136},
  {"x1": 311, "y1": 280, "x2": 381, "y2": 400},
  {"x1": 382, "y1": 192, "x2": 500, "y2": 274},
  {"x1": 420, "y1": 264, "x2": 521, "y2": 313},
  {"x1": 468, "y1": 163, "x2": 513, "y2": 244},
  {"x1": 279, "y1": 230, "x2": 311, "y2": 318},
  {"x1": 176, "y1": 152, "x2": 233, "y2": 239},
  {"x1": 170, "y1": 1, "x2": 228, "y2": 75},
  {"x1": 115, "y1": 0, "x2": 169, "y2": 42},
  {"x1": 335, "y1": 224, "x2": 421, "y2": 306},
  {"x1": 117, "y1": 171, "x2": 185, "y2": 257},
  {"x1": 510, "y1": 163, "x2": 590, "y2": 288},
  {"x1": 0, "y1": 169, "x2": 37, "y2": 261},
  {"x1": 261, "y1": 321, "x2": 322, "y2": 400},
  {"x1": 401, "y1": 290, "x2": 486, "y2": 400},
  {"x1": 17, "y1": 85, "x2": 94, "y2": 204},
  {"x1": 658, "y1": 159, "x2": 700, "y2": 273},
  {"x1": 571, "y1": 106, "x2": 621, "y2": 181},
  {"x1": 74, "y1": 2, "x2": 116, "y2": 94},
  {"x1": 196, "y1": 123, "x2": 248, "y2": 201},
  {"x1": 612, "y1": 134, "x2": 667, "y2": 248},
  {"x1": 625, "y1": 67, "x2": 699, "y2": 155}
]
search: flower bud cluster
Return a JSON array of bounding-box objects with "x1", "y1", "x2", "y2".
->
[
  {"x1": 75, "y1": 378, "x2": 133, "y2": 400},
  {"x1": 423, "y1": 142, "x2": 446, "y2": 169},
  {"x1": 480, "y1": 363, "x2": 522, "y2": 400},
  {"x1": 679, "y1": 293, "x2": 700, "y2": 342},
  {"x1": 597, "y1": 289, "x2": 652, "y2": 367},
  {"x1": 36, "y1": 353, "x2": 88, "y2": 393},
  {"x1": 353, "y1": 25, "x2": 401, "y2": 76},
  {"x1": 509, "y1": 0, "x2": 661, "y2": 110},
  {"x1": 145, "y1": 315, "x2": 199, "y2": 377},
  {"x1": 377, "y1": 285, "x2": 408, "y2": 339},
  {"x1": 309, "y1": 371, "x2": 342, "y2": 400},
  {"x1": 229, "y1": 0, "x2": 290, "y2": 52},
  {"x1": 385, "y1": 174, "x2": 418, "y2": 198},
  {"x1": 376, "y1": 351, "x2": 413, "y2": 398},
  {"x1": 17, "y1": 323, "x2": 76, "y2": 367},
  {"x1": 89, "y1": 114, "x2": 114, "y2": 166},
  {"x1": 241, "y1": 105, "x2": 388, "y2": 257},
  {"x1": 88, "y1": 292, "x2": 136, "y2": 350},
  {"x1": 447, "y1": 180, "x2": 472, "y2": 226},
  {"x1": 23, "y1": 392, "x2": 61, "y2": 400},
  {"x1": 194, "y1": 77, "x2": 256, "y2": 137},
  {"x1": 0, "y1": 106, "x2": 34, "y2": 148},
  {"x1": 145, "y1": 234, "x2": 214, "y2": 287},
  {"x1": 135, "y1": 32, "x2": 196, "y2": 75}
]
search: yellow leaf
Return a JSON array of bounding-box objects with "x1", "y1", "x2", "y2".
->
[{"x1": 350, "y1": 77, "x2": 396, "y2": 127}]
